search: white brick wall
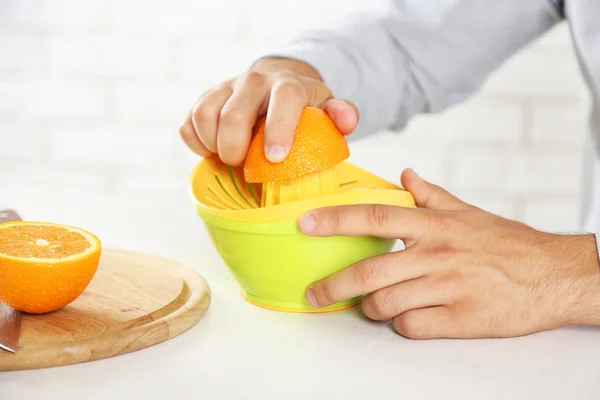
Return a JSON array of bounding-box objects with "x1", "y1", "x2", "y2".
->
[
  {"x1": 530, "y1": 98, "x2": 588, "y2": 149},
  {"x1": 111, "y1": 0, "x2": 241, "y2": 38},
  {"x1": 0, "y1": 0, "x2": 591, "y2": 233},
  {"x1": 110, "y1": 82, "x2": 197, "y2": 126},
  {"x1": 44, "y1": 33, "x2": 172, "y2": 78},
  {"x1": 21, "y1": 79, "x2": 108, "y2": 120},
  {"x1": 0, "y1": 33, "x2": 41, "y2": 73},
  {"x1": 47, "y1": 124, "x2": 175, "y2": 169},
  {"x1": 404, "y1": 95, "x2": 525, "y2": 146}
]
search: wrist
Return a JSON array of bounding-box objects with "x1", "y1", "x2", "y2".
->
[
  {"x1": 563, "y1": 234, "x2": 600, "y2": 326},
  {"x1": 250, "y1": 56, "x2": 323, "y2": 82}
]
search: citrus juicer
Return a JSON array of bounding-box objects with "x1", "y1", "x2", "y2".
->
[
  {"x1": 189, "y1": 157, "x2": 415, "y2": 313},
  {"x1": 188, "y1": 108, "x2": 416, "y2": 313}
]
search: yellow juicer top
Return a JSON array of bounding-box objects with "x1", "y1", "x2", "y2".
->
[
  {"x1": 189, "y1": 106, "x2": 415, "y2": 224},
  {"x1": 188, "y1": 155, "x2": 416, "y2": 223}
]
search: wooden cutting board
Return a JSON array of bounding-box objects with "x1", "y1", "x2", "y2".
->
[{"x1": 0, "y1": 248, "x2": 211, "y2": 371}]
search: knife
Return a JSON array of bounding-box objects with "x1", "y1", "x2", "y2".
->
[{"x1": 0, "y1": 209, "x2": 23, "y2": 353}]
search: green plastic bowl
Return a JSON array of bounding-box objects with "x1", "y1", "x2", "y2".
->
[
  {"x1": 189, "y1": 156, "x2": 414, "y2": 313},
  {"x1": 198, "y1": 210, "x2": 396, "y2": 312}
]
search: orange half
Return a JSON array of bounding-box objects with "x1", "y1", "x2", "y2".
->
[
  {"x1": 0, "y1": 221, "x2": 102, "y2": 314},
  {"x1": 243, "y1": 107, "x2": 350, "y2": 183}
]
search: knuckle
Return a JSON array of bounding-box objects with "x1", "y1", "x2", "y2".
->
[
  {"x1": 313, "y1": 282, "x2": 335, "y2": 306},
  {"x1": 219, "y1": 108, "x2": 246, "y2": 127},
  {"x1": 367, "y1": 204, "x2": 389, "y2": 227},
  {"x1": 306, "y1": 81, "x2": 333, "y2": 106},
  {"x1": 353, "y1": 262, "x2": 377, "y2": 287},
  {"x1": 449, "y1": 305, "x2": 463, "y2": 320},
  {"x1": 266, "y1": 115, "x2": 293, "y2": 134},
  {"x1": 444, "y1": 305, "x2": 464, "y2": 326},
  {"x1": 179, "y1": 121, "x2": 193, "y2": 138},
  {"x1": 421, "y1": 185, "x2": 446, "y2": 208},
  {"x1": 192, "y1": 102, "x2": 219, "y2": 123},
  {"x1": 273, "y1": 70, "x2": 298, "y2": 81},
  {"x1": 427, "y1": 210, "x2": 451, "y2": 232},
  {"x1": 217, "y1": 79, "x2": 234, "y2": 89},
  {"x1": 179, "y1": 127, "x2": 211, "y2": 157},
  {"x1": 240, "y1": 71, "x2": 265, "y2": 86},
  {"x1": 392, "y1": 312, "x2": 425, "y2": 339},
  {"x1": 274, "y1": 80, "x2": 307, "y2": 100},
  {"x1": 324, "y1": 208, "x2": 343, "y2": 233},
  {"x1": 366, "y1": 290, "x2": 389, "y2": 318}
]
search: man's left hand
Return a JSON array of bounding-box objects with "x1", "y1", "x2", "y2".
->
[{"x1": 298, "y1": 169, "x2": 600, "y2": 339}]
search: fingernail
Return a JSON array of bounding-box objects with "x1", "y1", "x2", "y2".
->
[
  {"x1": 266, "y1": 145, "x2": 286, "y2": 162},
  {"x1": 306, "y1": 287, "x2": 318, "y2": 308},
  {"x1": 298, "y1": 213, "x2": 316, "y2": 233}
]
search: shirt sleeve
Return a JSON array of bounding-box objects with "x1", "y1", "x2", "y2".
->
[{"x1": 262, "y1": 0, "x2": 563, "y2": 140}]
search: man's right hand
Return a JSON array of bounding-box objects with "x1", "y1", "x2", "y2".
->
[{"x1": 179, "y1": 57, "x2": 359, "y2": 166}]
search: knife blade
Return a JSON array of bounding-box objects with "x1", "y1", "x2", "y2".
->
[{"x1": 0, "y1": 209, "x2": 23, "y2": 353}]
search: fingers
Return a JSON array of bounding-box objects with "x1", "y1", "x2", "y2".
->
[
  {"x1": 361, "y1": 277, "x2": 449, "y2": 321},
  {"x1": 179, "y1": 69, "x2": 358, "y2": 165},
  {"x1": 322, "y1": 98, "x2": 359, "y2": 135},
  {"x1": 217, "y1": 74, "x2": 269, "y2": 165},
  {"x1": 191, "y1": 85, "x2": 234, "y2": 153},
  {"x1": 179, "y1": 110, "x2": 211, "y2": 157},
  {"x1": 297, "y1": 203, "x2": 428, "y2": 240},
  {"x1": 401, "y1": 168, "x2": 475, "y2": 211},
  {"x1": 392, "y1": 306, "x2": 457, "y2": 339},
  {"x1": 263, "y1": 76, "x2": 309, "y2": 162},
  {"x1": 305, "y1": 249, "x2": 432, "y2": 308}
]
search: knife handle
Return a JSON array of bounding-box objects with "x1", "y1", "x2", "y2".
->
[{"x1": 0, "y1": 209, "x2": 22, "y2": 223}]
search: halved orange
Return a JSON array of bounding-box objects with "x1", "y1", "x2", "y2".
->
[
  {"x1": 243, "y1": 106, "x2": 350, "y2": 183},
  {"x1": 0, "y1": 221, "x2": 102, "y2": 314}
]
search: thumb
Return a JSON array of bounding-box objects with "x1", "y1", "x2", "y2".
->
[{"x1": 401, "y1": 168, "x2": 474, "y2": 211}]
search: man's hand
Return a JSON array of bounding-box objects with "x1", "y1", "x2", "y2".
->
[
  {"x1": 179, "y1": 57, "x2": 359, "y2": 166},
  {"x1": 298, "y1": 169, "x2": 600, "y2": 339}
]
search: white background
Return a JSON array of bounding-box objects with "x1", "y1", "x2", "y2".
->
[{"x1": 0, "y1": 0, "x2": 591, "y2": 232}]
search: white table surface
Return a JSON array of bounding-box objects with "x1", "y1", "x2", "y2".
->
[{"x1": 2, "y1": 186, "x2": 600, "y2": 400}]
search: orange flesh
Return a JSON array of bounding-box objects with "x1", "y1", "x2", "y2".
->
[
  {"x1": 0, "y1": 222, "x2": 101, "y2": 314},
  {"x1": 0, "y1": 225, "x2": 91, "y2": 259}
]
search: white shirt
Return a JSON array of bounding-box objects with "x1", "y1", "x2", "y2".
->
[{"x1": 268, "y1": 0, "x2": 600, "y2": 252}]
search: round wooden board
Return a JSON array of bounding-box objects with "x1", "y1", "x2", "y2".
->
[{"x1": 0, "y1": 248, "x2": 211, "y2": 371}]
